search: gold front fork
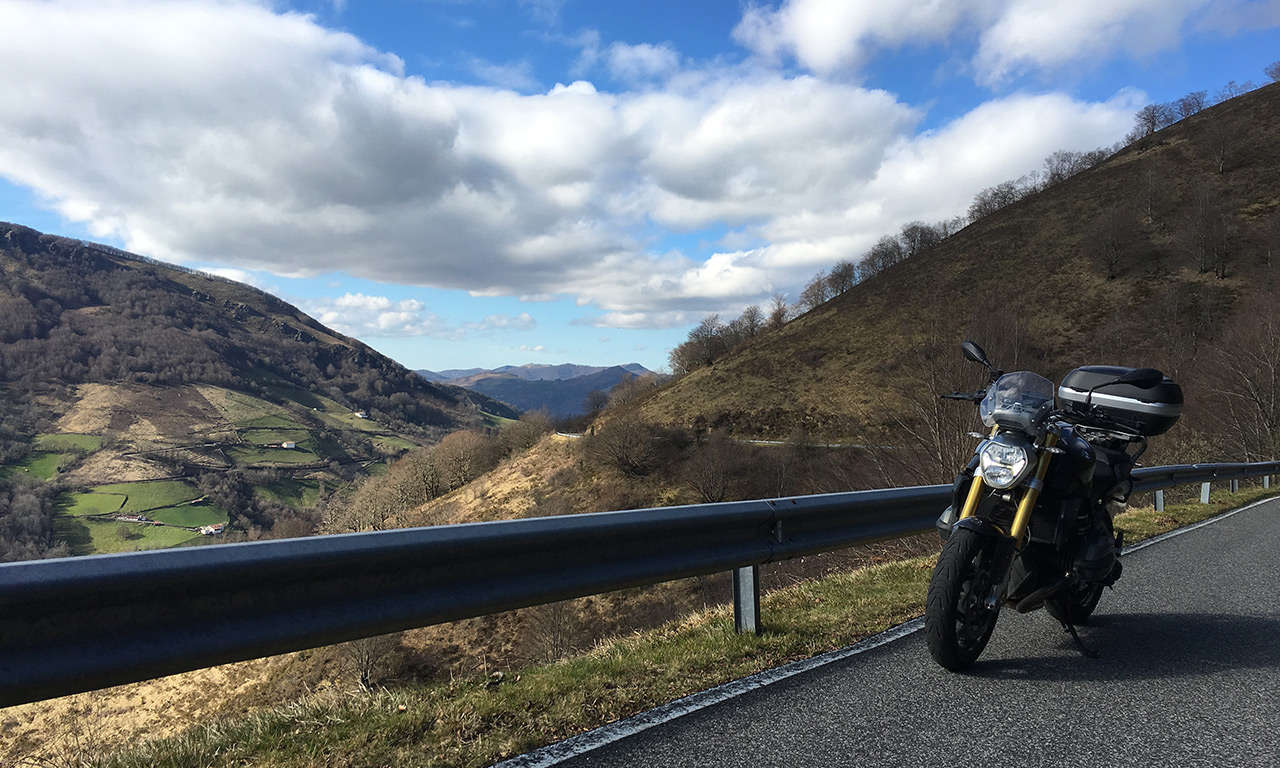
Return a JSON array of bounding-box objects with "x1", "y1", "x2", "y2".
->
[
  {"x1": 958, "y1": 430, "x2": 1059, "y2": 548},
  {"x1": 1008, "y1": 432, "x2": 1059, "y2": 544},
  {"x1": 958, "y1": 426, "x2": 1000, "y2": 521}
]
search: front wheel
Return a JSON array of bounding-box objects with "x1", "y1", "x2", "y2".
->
[{"x1": 925, "y1": 527, "x2": 1002, "y2": 671}]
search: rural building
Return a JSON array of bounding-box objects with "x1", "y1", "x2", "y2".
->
[{"x1": 281, "y1": 441, "x2": 296, "y2": 449}]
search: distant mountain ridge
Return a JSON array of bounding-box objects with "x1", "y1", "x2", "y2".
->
[
  {"x1": 417, "y1": 363, "x2": 653, "y2": 417},
  {"x1": 420, "y1": 362, "x2": 649, "y2": 383}
]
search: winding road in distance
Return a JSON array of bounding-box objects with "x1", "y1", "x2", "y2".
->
[{"x1": 505, "y1": 497, "x2": 1280, "y2": 767}]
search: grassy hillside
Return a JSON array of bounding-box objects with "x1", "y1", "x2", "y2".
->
[
  {"x1": 636, "y1": 83, "x2": 1280, "y2": 461},
  {"x1": 0, "y1": 225, "x2": 518, "y2": 559}
]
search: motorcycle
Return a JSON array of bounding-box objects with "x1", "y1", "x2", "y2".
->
[{"x1": 925, "y1": 341, "x2": 1183, "y2": 671}]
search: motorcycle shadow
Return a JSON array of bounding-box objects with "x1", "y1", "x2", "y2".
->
[{"x1": 967, "y1": 612, "x2": 1280, "y2": 682}]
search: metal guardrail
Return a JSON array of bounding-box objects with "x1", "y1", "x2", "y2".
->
[{"x1": 0, "y1": 461, "x2": 1276, "y2": 708}]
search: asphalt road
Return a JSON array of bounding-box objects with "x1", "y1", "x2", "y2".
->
[{"x1": 513, "y1": 497, "x2": 1280, "y2": 767}]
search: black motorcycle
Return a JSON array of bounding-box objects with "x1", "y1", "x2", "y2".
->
[{"x1": 925, "y1": 341, "x2": 1183, "y2": 671}]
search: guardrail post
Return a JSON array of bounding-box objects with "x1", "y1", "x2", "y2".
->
[
  {"x1": 1230, "y1": 478, "x2": 1239, "y2": 493},
  {"x1": 1154, "y1": 489, "x2": 1164, "y2": 512},
  {"x1": 733, "y1": 566, "x2": 762, "y2": 635},
  {"x1": 1201, "y1": 482, "x2": 1211, "y2": 504},
  {"x1": 1265, "y1": 475, "x2": 1271, "y2": 490}
]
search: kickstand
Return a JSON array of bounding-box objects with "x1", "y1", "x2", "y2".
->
[{"x1": 1062, "y1": 621, "x2": 1100, "y2": 659}]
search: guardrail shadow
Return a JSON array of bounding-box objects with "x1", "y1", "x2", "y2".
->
[{"x1": 970, "y1": 612, "x2": 1280, "y2": 682}]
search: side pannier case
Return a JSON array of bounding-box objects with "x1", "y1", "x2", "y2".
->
[{"x1": 1058, "y1": 365, "x2": 1183, "y2": 436}]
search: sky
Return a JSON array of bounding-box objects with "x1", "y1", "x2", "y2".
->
[{"x1": 1, "y1": 1, "x2": 1277, "y2": 374}]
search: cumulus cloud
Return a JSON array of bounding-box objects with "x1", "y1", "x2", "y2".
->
[
  {"x1": 733, "y1": 0, "x2": 1274, "y2": 85},
  {"x1": 734, "y1": 0, "x2": 967, "y2": 73},
  {"x1": 302, "y1": 293, "x2": 535, "y2": 339},
  {"x1": 0, "y1": 0, "x2": 1147, "y2": 329},
  {"x1": 606, "y1": 42, "x2": 681, "y2": 82}
]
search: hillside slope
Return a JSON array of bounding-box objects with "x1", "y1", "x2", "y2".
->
[
  {"x1": 636, "y1": 82, "x2": 1280, "y2": 453},
  {"x1": 0, "y1": 224, "x2": 517, "y2": 557}
]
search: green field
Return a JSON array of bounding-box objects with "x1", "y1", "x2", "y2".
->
[
  {"x1": 61, "y1": 490, "x2": 128, "y2": 517},
  {"x1": 2, "y1": 452, "x2": 63, "y2": 480},
  {"x1": 34, "y1": 433, "x2": 103, "y2": 452},
  {"x1": 255, "y1": 478, "x2": 323, "y2": 508},
  {"x1": 54, "y1": 514, "x2": 203, "y2": 556},
  {"x1": 240, "y1": 414, "x2": 307, "y2": 430},
  {"x1": 85, "y1": 519, "x2": 203, "y2": 554},
  {"x1": 148, "y1": 504, "x2": 229, "y2": 528},
  {"x1": 242, "y1": 428, "x2": 312, "y2": 447},
  {"x1": 91, "y1": 480, "x2": 202, "y2": 513},
  {"x1": 371, "y1": 435, "x2": 416, "y2": 452},
  {"x1": 226, "y1": 446, "x2": 319, "y2": 465}
]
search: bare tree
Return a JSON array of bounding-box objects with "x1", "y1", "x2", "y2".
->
[
  {"x1": 338, "y1": 633, "x2": 401, "y2": 689},
  {"x1": 874, "y1": 315, "x2": 986, "y2": 485},
  {"x1": 684, "y1": 430, "x2": 740, "y2": 503},
  {"x1": 1207, "y1": 298, "x2": 1280, "y2": 461},
  {"x1": 586, "y1": 417, "x2": 660, "y2": 477},
  {"x1": 798, "y1": 271, "x2": 831, "y2": 312},
  {"x1": 737, "y1": 304, "x2": 764, "y2": 338},
  {"x1": 1043, "y1": 150, "x2": 1089, "y2": 186},
  {"x1": 900, "y1": 221, "x2": 942, "y2": 257},
  {"x1": 1125, "y1": 102, "x2": 1176, "y2": 144},
  {"x1": 1085, "y1": 205, "x2": 1139, "y2": 280},
  {"x1": 433, "y1": 430, "x2": 497, "y2": 490},
  {"x1": 766, "y1": 293, "x2": 790, "y2": 330},
  {"x1": 583, "y1": 389, "x2": 610, "y2": 414},
  {"x1": 1176, "y1": 90, "x2": 1208, "y2": 118},
  {"x1": 1215, "y1": 80, "x2": 1254, "y2": 103},
  {"x1": 862, "y1": 234, "x2": 907, "y2": 277},
  {"x1": 827, "y1": 259, "x2": 859, "y2": 295},
  {"x1": 499, "y1": 409, "x2": 554, "y2": 453},
  {"x1": 968, "y1": 180, "x2": 1020, "y2": 222},
  {"x1": 1179, "y1": 185, "x2": 1229, "y2": 273},
  {"x1": 1267, "y1": 61, "x2": 1280, "y2": 83}
]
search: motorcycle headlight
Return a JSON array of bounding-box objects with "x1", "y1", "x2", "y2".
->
[{"x1": 979, "y1": 437, "x2": 1033, "y2": 489}]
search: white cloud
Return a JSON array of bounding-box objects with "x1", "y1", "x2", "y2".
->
[
  {"x1": 607, "y1": 42, "x2": 681, "y2": 82},
  {"x1": 974, "y1": 0, "x2": 1209, "y2": 86},
  {"x1": 733, "y1": 0, "x2": 1275, "y2": 85},
  {"x1": 0, "y1": 0, "x2": 1151, "y2": 329},
  {"x1": 519, "y1": 344, "x2": 548, "y2": 352},
  {"x1": 302, "y1": 293, "x2": 536, "y2": 339},
  {"x1": 734, "y1": 0, "x2": 968, "y2": 73}
]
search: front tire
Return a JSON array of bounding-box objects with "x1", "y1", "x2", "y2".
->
[{"x1": 926, "y1": 527, "x2": 1002, "y2": 671}]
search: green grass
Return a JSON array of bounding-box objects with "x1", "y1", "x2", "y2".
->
[
  {"x1": 91, "y1": 480, "x2": 202, "y2": 514},
  {"x1": 148, "y1": 503, "x2": 229, "y2": 528},
  {"x1": 479, "y1": 410, "x2": 518, "y2": 430},
  {"x1": 225, "y1": 446, "x2": 319, "y2": 465},
  {"x1": 61, "y1": 490, "x2": 128, "y2": 517},
  {"x1": 84, "y1": 519, "x2": 203, "y2": 554},
  {"x1": 240, "y1": 415, "x2": 307, "y2": 430},
  {"x1": 371, "y1": 434, "x2": 416, "y2": 452},
  {"x1": 90, "y1": 482, "x2": 1279, "y2": 768},
  {"x1": 3, "y1": 451, "x2": 63, "y2": 480},
  {"x1": 241, "y1": 428, "x2": 312, "y2": 447},
  {"x1": 255, "y1": 478, "x2": 323, "y2": 508},
  {"x1": 34, "y1": 433, "x2": 102, "y2": 452}
]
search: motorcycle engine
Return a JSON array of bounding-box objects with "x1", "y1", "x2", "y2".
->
[{"x1": 1072, "y1": 518, "x2": 1119, "y2": 584}]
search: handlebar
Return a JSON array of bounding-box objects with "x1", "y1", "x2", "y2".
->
[{"x1": 940, "y1": 392, "x2": 986, "y2": 402}]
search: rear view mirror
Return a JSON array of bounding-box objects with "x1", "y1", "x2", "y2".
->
[{"x1": 961, "y1": 340, "x2": 989, "y2": 367}]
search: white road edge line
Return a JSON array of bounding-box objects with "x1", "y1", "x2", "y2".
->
[
  {"x1": 1121, "y1": 494, "x2": 1276, "y2": 555},
  {"x1": 495, "y1": 493, "x2": 1276, "y2": 768},
  {"x1": 494, "y1": 619, "x2": 926, "y2": 768}
]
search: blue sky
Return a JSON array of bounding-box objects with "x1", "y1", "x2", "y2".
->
[{"x1": 1, "y1": 1, "x2": 1277, "y2": 373}]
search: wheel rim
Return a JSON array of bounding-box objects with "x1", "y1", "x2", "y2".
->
[{"x1": 954, "y1": 552, "x2": 997, "y2": 651}]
